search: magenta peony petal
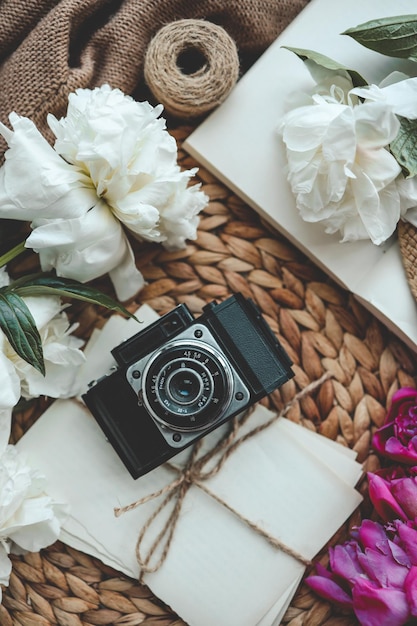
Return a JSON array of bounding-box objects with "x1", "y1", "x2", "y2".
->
[
  {"x1": 389, "y1": 388, "x2": 417, "y2": 414},
  {"x1": 358, "y1": 545, "x2": 408, "y2": 588},
  {"x1": 392, "y1": 478, "x2": 417, "y2": 519},
  {"x1": 384, "y1": 436, "x2": 417, "y2": 464},
  {"x1": 368, "y1": 473, "x2": 407, "y2": 521},
  {"x1": 389, "y1": 539, "x2": 412, "y2": 568},
  {"x1": 314, "y1": 562, "x2": 333, "y2": 579},
  {"x1": 330, "y1": 544, "x2": 364, "y2": 581},
  {"x1": 372, "y1": 388, "x2": 417, "y2": 463},
  {"x1": 385, "y1": 438, "x2": 412, "y2": 456},
  {"x1": 372, "y1": 424, "x2": 393, "y2": 454},
  {"x1": 356, "y1": 520, "x2": 389, "y2": 552},
  {"x1": 396, "y1": 523, "x2": 417, "y2": 565},
  {"x1": 305, "y1": 575, "x2": 352, "y2": 607},
  {"x1": 405, "y1": 566, "x2": 417, "y2": 616},
  {"x1": 352, "y1": 578, "x2": 410, "y2": 626}
]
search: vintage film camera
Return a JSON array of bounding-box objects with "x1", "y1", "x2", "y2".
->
[{"x1": 83, "y1": 294, "x2": 294, "y2": 479}]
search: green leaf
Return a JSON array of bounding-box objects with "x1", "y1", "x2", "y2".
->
[
  {"x1": 390, "y1": 116, "x2": 417, "y2": 178},
  {"x1": 0, "y1": 291, "x2": 45, "y2": 374},
  {"x1": 343, "y1": 15, "x2": 417, "y2": 61},
  {"x1": 282, "y1": 46, "x2": 368, "y2": 87},
  {"x1": 10, "y1": 273, "x2": 138, "y2": 321}
]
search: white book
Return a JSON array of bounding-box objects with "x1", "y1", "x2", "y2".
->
[{"x1": 184, "y1": 0, "x2": 417, "y2": 352}]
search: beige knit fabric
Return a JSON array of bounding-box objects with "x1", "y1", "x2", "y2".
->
[{"x1": 0, "y1": 0, "x2": 310, "y2": 143}]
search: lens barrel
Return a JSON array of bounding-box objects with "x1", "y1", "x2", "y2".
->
[{"x1": 141, "y1": 340, "x2": 233, "y2": 431}]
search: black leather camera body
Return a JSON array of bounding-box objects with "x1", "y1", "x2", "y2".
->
[{"x1": 83, "y1": 294, "x2": 294, "y2": 479}]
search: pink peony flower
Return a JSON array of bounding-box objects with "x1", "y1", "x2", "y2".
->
[
  {"x1": 306, "y1": 519, "x2": 417, "y2": 626},
  {"x1": 372, "y1": 388, "x2": 417, "y2": 465},
  {"x1": 368, "y1": 466, "x2": 417, "y2": 522}
]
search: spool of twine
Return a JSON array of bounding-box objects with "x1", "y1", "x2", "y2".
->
[{"x1": 144, "y1": 19, "x2": 240, "y2": 118}]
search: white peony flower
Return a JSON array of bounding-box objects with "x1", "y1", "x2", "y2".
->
[
  {"x1": 280, "y1": 78, "x2": 417, "y2": 244},
  {"x1": 0, "y1": 266, "x2": 85, "y2": 444},
  {"x1": 48, "y1": 85, "x2": 207, "y2": 249},
  {"x1": 0, "y1": 85, "x2": 207, "y2": 301},
  {"x1": 0, "y1": 444, "x2": 65, "y2": 603},
  {"x1": 3, "y1": 295, "x2": 85, "y2": 401},
  {"x1": 0, "y1": 277, "x2": 71, "y2": 606},
  {"x1": 0, "y1": 114, "x2": 142, "y2": 302}
]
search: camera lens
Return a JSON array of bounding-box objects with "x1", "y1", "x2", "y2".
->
[
  {"x1": 167, "y1": 369, "x2": 202, "y2": 404},
  {"x1": 141, "y1": 339, "x2": 233, "y2": 431}
]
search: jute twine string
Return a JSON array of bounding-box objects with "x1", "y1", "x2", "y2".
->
[
  {"x1": 114, "y1": 371, "x2": 333, "y2": 580},
  {"x1": 144, "y1": 19, "x2": 240, "y2": 118}
]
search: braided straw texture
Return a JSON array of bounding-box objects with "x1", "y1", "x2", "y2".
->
[
  {"x1": 398, "y1": 219, "x2": 417, "y2": 304},
  {"x1": 5, "y1": 125, "x2": 415, "y2": 626}
]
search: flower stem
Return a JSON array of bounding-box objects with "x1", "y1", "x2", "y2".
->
[{"x1": 0, "y1": 240, "x2": 26, "y2": 268}]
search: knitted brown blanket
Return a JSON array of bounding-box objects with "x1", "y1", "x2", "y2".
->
[{"x1": 0, "y1": 0, "x2": 309, "y2": 141}]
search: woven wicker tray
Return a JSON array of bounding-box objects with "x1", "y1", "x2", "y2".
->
[{"x1": 4, "y1": 124, "x2": 415, "y2": 626}]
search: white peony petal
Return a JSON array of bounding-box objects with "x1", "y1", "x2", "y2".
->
[
  {"x1": 0, "y1": 446, "x2": 33, "y2": 525},
  {"x1": 350, "y1": 168, "x2": 400, "y2": 245},
  {"x1": 0, "y1": 114, "x2": 94, "y2": 220},
  {"x1": 18, "y1": 350, "x2": 84, "y2": 400},
  {"x1": 321, "y1": 108, "x2": 356, "y2": 163},
  {"x1": 377, "y1": 77, "x2": 417, "y2": 120},
  {"x1": 159, "y1": 184, "x2": 208, "y2": 249},
  {"x1": 0, "y1": 268, "x2": 10, "y2": 288},
  {"x1": 108, "y1": 243, "x2": 145, "y2": 302},
  {"x1": 112, "y1": 195, "x2": 161, "y2": 238},
  {"x1": 337, "y1": 214, "x2": 370, "y2": 242},
  {"x1": 26, "y1": 201, "x2": 143, "y2": 300},
  {"x1": 6, "y1": 496, "x2": 62, "y2": 552},
  {"x1": 0, "y1": 409, "x2": 12, "y2": 456},
  {"x1": 282, "y1": 102, "x2": 349, "y2": 152},
  {"x1": 0, "y1": 446, "x2": 64, "y2": 558},
  {"x1": 21, "y1": 296, "x2": 62, "y2": 330},
  {"x1": 350, "y1": 83, "x2": 386, "y2": 103},
  {"x1": 355, "y1": 143, "x2": 401, "y2": 191},
  {"x1": 0, "y1": 348, "x2": 20, "y2": 410},
  {"x1": 353, "y1": 78, "x2": 417, "y2": 120},
  {"x1": 354, "y1": 100, "x2": 400, "y2": 149}
]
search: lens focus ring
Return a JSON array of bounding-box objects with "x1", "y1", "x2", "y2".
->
[
  {"x1": 166, "y1": 365, "x2": 205, "y2": 405},
  {"x1": 141, "y1": 340, "x2": 232, "y2": 431},
  {"x1": 156, "y1": 358, "x2": 213, "y2": 414}
]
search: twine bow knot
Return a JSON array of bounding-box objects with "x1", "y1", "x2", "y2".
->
[{"x1": 114, "y1": 373, "x2": 332, "y2": 580}]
